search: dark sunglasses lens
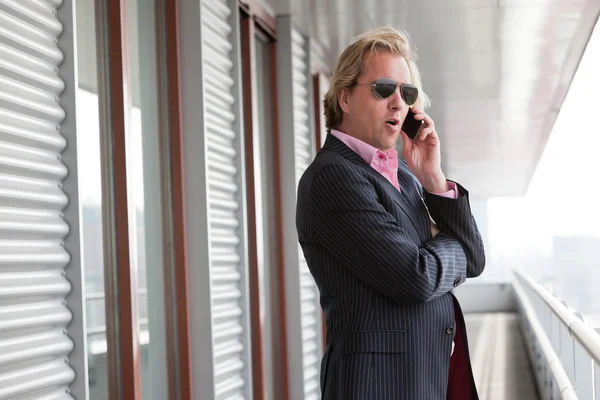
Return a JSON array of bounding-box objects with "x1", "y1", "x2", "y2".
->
[
  {"x1": 373, "y1": 81, "x2": 398, "y2": 99},
  {"x1": 401, "y1": 85, "x2": 419, "y2": 106}
]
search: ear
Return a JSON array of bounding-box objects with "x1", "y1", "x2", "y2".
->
[{"x1": 337, "y1": 88, "x2": 351, "y2": 114}]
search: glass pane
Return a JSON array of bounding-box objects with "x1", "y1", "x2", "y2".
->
[
  {"x1": 126, "y1": 0, "x2": 169, "y2": 398},
  {"x1": 74, "y1": 0, "x2": 108, "y2": 398},
  {"x1": 254, "y1": 32, "x2": 280, "y2": 400}
]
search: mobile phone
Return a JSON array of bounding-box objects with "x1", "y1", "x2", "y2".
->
[{"x1": 401, "y1": 109, "x2": 422, "y2": 140}]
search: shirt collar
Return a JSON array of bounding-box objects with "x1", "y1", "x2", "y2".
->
[{"x1": 330, "y1": 129, "x2": 398, "y2": 164}]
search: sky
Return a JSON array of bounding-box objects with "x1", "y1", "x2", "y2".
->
[{"x1": 483, "y1": 16, "x2": 600, "y2": 289}]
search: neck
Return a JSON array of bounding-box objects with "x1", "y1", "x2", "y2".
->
[
  {"x1": 335, "y1": 121, "x2": 354, "y2": 139},
  {"x1": 335, "y1": 124, "x2": 393, "y2": 153}
]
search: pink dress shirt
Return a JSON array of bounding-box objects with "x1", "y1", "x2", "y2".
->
[{"x1": 330, "y1": 129, "x2": 458, "y2": 197}]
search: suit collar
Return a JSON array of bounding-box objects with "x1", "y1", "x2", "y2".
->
[
  {"x1": 323, "y1": 132, "x2": 428, "y2": 242},
  {"x1": 323, "y1": 133, "x2": 402, "y2": 191},
  {"x1": 322, "y1": 132, "x2": 370, "y2": 167},
  {"x1": 323, "y1": 132, "x2": 399, "y2": 189}
]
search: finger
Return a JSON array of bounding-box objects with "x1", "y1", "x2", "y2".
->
[
  {"x1": 412, "y1": 109, "x2": 432, "y2": 122},
  {"x1": 415, "y1": 114, "x2": 435, "y2": 133},
  {"x1": 420, "y1": 127, "x2": 434, "y2": 141},
  {"x1": 418, "y1": 114, "x2": 434, "y2": 128},
  {"x1": 419, "y1": 120, "x2": 434, "y2": 136},
  {"x1": 400, "y1": 131, "x2": 412, "y2": 151},
  {"x1": 425, "y1": 117, "x2": 435, "y2": 130},
  {"x1": 401, "y1": 130, "x2": 411, "y2": 143}
]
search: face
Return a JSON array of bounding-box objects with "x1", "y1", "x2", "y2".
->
[{"x1": 337, "y1": 51, "x2": 412, "y2": 151}]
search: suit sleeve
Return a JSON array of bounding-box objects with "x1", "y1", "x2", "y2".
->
[
  {"x1": 308, "y1": 163, "x2": 481, "y2": 304},
  {"x1": 424, "y1": 181, "x2": 486, "y2": 278}
]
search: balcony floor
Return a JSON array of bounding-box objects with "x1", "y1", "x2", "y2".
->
[{"x1": 465, "y1": 313, "x2": 540, "y2": 400}]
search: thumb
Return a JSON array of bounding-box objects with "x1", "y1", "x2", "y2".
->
[{"x1": 400, "y1": 131, "x2": 411, "y2": 155}]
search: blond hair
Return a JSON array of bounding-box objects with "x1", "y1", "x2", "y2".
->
[{"x1": 323, "y1": 26, "x2": 430, "y2": 130}]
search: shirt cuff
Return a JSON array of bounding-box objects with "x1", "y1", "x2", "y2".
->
[{"x1": 430, "y1": 181, "x2": 458, "y2": 199}]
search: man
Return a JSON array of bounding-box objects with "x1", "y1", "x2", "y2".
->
[{"x1": 296, "y1": 26, "x2": 486, "y2": 399}]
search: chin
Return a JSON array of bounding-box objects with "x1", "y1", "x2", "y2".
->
[
  {"x1": 378, "y1": 140, "x2": 397, "y2": 152},
  {"x1": 385, "y1": 134, "x2": 400, "y2": 148}
]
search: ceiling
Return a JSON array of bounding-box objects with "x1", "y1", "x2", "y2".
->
[
  {"x1": 287, "y1": 0, "x2": 600, "y2": 198},
  {"x1": 76, "y1": 0, "x2": 600, "y2": 198}
]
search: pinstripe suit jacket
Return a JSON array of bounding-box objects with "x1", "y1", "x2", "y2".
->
[{"x1": 296, "y1": 134, "x2": 486, "y2": 399}]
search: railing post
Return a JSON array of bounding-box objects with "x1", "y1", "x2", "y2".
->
[{"x1": 595, "y1": 362, "x2": 600, "y2": 400}]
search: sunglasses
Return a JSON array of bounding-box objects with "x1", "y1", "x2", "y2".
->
[{"x1": 355, "y1": 78, "x2": 419, "y2": 106}]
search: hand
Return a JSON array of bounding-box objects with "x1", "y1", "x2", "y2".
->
[{"x1": 401, "y1": 107, "x2": 448, "y2": 193}]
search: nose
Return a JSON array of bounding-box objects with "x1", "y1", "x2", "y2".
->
[{"x1": 388, "y1": 86, "x2": 405, "y2": 111}]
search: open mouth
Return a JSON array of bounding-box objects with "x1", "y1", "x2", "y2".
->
[{"x1": 386, "y1": 119, "x2": 399, "y2": 126}]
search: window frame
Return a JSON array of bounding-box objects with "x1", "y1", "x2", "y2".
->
[{"x1": 239, "y1": 2, "x2": 289, "y2": 399}]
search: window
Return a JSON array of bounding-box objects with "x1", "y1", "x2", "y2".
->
[{"x1": 240, "y1": 5, "x2": 285, "y2": 399}]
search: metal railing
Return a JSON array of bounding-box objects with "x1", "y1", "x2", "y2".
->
[{"x1": 513, "y1": 269, "x2": 600, "y2": 400}]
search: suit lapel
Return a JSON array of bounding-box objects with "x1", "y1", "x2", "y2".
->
[
  {"x1": 322, "y1": 133, "x2": 369, "y2": 166},
  {"x1": 323, "y1": 134, "x2": 427, "y2": 242},
  {"x1": 396, "y1": 166, "x2": 431, "y2": 240}
]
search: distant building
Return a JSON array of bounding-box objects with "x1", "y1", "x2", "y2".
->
[{"x1": 551, "y1": 236, "x2": 600, "y2": 326}]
